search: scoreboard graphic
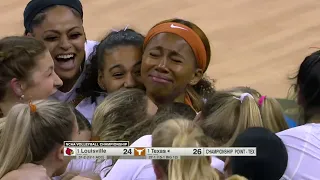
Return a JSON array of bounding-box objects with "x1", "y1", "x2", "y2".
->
[{"x1": 64, "y1": 141, "x2": 256, "y2": 160}]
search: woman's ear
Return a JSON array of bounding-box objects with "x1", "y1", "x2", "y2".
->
[
  {"x1": 97, "y1": 71, "x2": 105, "y2": 90},
  {"x1": 189, "y1": 68, "x2": 203, "y2": 86},
  {"x1": 10, "y1": 78, "x2": 24, "y2": 98},
  {"x1": 26, "y1": 32, "x2": 33, "y2": 37},
  {"x1": 57, "y1": 145, "x2": 65, "y2": 161}
]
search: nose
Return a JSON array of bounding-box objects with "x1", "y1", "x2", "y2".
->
[
  {"x1": 154, "y1": 57, "x2": 169, "y2": 74},
  {"x1": 123, "y1": 74, "x2": 137, "y2": 88},
  {"x1": 53, "y1": 71, "x2": 63, "y2": 88},
  {"x1": 59, "y1": 36, "x2": 72, "y2": 50}
]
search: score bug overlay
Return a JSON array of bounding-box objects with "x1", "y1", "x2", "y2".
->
[{"x1": 64, "y1": 141, "x2": 256, "y2": 160}]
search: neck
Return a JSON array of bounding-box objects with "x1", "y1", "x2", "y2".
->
[
  {"x1": 41, "y1": 160, "x2": 56, "y2": 177},
  {"x1": 147, "y1": 91, "x2": 186, "y2": 107},
  {"x1": 305, "y1": 108, "x2": 320, "y2": 124},
  {"x1": 59, "y1": 72, "x2": 81, "y2": 93},
  {"x1": 0, "y1": 100, "x2": 19, "y2": 117},
  {"x1": 308, "y1": 115, "x2": 320, "y2": 124}
]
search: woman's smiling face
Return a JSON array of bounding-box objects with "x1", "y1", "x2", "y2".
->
[{"x1": 31, "y1": 6, "x2": 86, "y2": 82}]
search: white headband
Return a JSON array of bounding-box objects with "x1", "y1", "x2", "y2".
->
[{"x1": 234, "y1": 93, "x2": 254, "y2": 103}]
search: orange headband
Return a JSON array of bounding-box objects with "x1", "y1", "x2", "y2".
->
[{"x1": 144, "y1": 22, "x2": 207, "y2": 71}]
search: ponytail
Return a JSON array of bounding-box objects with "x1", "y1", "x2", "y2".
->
[
  {"x1": 199, "y1": 92, "x2": 264, "y2": 147},
  {"x1": 259, "y1": 96, "x2": 288, "y2": 132},
  {"x1": 186, "y1": 76, "x2": 215, "y2": 112},
  {"x1": 168, "y1": 132, "x2": 219, "y2": 180},
  {"x1": 0, "y1": 104, "x2": 33, "y2": 178},
  {"x1": 0, "y1": 100, "x2": 75, "y2": 178},
  {"x1": 225, "y1": 86, "x2": 289, "y2": 132},
  {"x1": 224, "y1": 94, "x2": 263, "y2": 147}
]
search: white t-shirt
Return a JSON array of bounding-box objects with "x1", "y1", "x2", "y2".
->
[
  {"x1": 53, "y1": 159, "x2": 112, "y2": 180},
  {"x1": 76, "y1": 95, "x2": 106, "y2": 123},
  {"x1": 50, "y1": 40, "x2": 98, "y2": 103},
  {"x1": 277, "y1": 123, "x2": 320, "y2": 180},
  {"x1": 104, "y1": 135, "x2": 225, "y2": 180}
]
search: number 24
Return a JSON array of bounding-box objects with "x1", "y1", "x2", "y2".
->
[{"x1": 123, "y1": 149, "x2": 132, "y2": 154}]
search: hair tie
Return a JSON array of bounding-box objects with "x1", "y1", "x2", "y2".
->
[
  {"x1": 111, "y1": 28, "x2": 120, "y2": 32},
  {"x1": 124, "y1": 25, "x2": 129, "y2": 31},
  {"x1": 111, "y1": 25, "x2": 130, "y2": 33},
  {"x1": 234, "y1": 93, "x2": 254, "y2": 103},
  {"x1": 29, "y1": 101, "x2": 37, "y2": 113},
  {"x1": 258, "y1": 96, "x2": 267, "y2": 107}
]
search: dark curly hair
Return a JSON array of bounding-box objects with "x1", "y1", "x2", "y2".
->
[{"x1": 77, "y1": 28, "x2": 144, "y2": 103}]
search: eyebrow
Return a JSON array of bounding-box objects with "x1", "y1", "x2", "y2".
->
[
  {"x1": 151, "y1": 46, "x2": 183, "y2": 54},
  {"x1": 43, "y1": 26, "x2": 81, "y2": 34},
  {"x1": 109, "y1": 64, "x2": 123, "y2": 72},
  {"x1": 109, "y1": 60, "x2": 141, "y2": 72}
]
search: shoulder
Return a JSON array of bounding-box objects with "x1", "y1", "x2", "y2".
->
[
  {"x1": 130, "y1": 135, "x2": 152, "y2": 147},
  {"x1": 104, "y1": 159, "x2": 154, "y2": 180},
  {"x1": 85, "y1": 40, "x2": 99, "y2": 49},
  {"x1": 103, "y1": 135, "x2": 154, "y2": 180},
  {"x1": 277, "y1": 124, "x2": 318, "y2": 137},
  {"x1": 84, "y1": 40, "x2": 99, "y2": 61},
  {"x1": 211, "y1": 156, "x2": 225, "y2": 173},
  {"x1": 85, "y1": 40, "x2": 99, "y2": 53}
]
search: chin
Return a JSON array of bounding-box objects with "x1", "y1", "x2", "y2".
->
[
  {"x1": 148, "y1": 87, "x2": 171, "y2": 97},
  {"x1": 56, "y1": 70, "x2": 80, "y2": 81}
]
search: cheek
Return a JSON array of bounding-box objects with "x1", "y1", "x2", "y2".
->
[
  {"x1": 174, "y1": 66, "x2": 195, "y2": 81},
  {"x1": 73, "y1": 39, "x2": 86, "y2": 53},
  {"x1": 40, "y1": 78, "x2": 55, "y2": 91},
  {"x1": 141, "y1": 59, "x2": 153, "y2": 78},
  {"x1": 105, "y1": 80, "x2": 124, "y2": 93},
  {"x1": 25, "y1": 79, "x2": 54, "y2": 99},
  {"x1": 102, "y1": 74, "x2": 123, "y2": 93}
]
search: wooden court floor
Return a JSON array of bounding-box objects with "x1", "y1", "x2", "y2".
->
[{"x1": 1, "y1": 0, "x2": 320, "y2": 98}]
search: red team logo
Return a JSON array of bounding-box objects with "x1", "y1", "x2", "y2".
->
[{"x1": 65, "y1": 148, "x2": 74, "y2": 156}]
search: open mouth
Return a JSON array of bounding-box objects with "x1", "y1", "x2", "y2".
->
[{"x1": 54, "y1": 53, "x2": 76, "y2": 71}]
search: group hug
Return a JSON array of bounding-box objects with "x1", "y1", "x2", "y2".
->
[{"x1": 0, "y1": 0, "x2": 319, "y2": 180}]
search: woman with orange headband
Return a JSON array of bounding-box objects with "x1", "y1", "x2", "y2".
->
[{"x1": 141, "y1": 18, "x2": 215, "y2": 112}]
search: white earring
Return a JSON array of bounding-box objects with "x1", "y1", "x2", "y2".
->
[{"x1": 20, "y1": 95, "x2": 24, "y2": 100}]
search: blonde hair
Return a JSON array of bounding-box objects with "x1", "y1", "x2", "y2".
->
[
  {"x1": 152, "y1": 119, "x2": 220, "y2": 180},
  {"x1": 92, "y1": 88, "x2": 149, "y2": 172},
  {"x1": 92, "y1": 88, "x2": 148, "y2": 143},
  {"x1": 227, "y1": 86, "x2": 288, "y2": 132},
  {"x1": 199, "y1": 91, "x2": 264, "y2": 147},
  {"x1": 0, "y1": 100, "x2": 75, "y2": 178},
  {"x1": 226, "y1": 175, "x2": 248, "y2": 180}
]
